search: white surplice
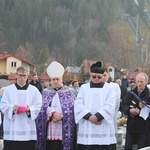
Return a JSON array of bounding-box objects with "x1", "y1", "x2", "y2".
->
[
  {"x1": 74, "y1": 82, "x2": 117, "y2": 145},
  {"x1": 110, "y1": 82, "x2": 121, "y2": 134},
  {"x1": 0, "y1": 84, "x2": 42, "y2": 141}
]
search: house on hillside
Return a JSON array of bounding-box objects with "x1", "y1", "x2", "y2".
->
[
  {"x1": 105, "y1": 63, "x2": 123, "y2": 81},
  {"x1": 66, "y1": 66, "x2": 80, "y2": 74},
  {"x1": 0, "y1": 52, "x2": 35, "y2": 75}
]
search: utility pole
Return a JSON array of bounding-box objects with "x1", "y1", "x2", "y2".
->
[
  {"x1": 146, "y1": 36, "x2": 149, "y2": 63},
  {"x1": 136, "y1": 15, "x2": 139, "y2": 42}
]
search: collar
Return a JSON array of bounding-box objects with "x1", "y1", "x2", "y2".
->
[
  {"x1": 53, "y1": 87, "x2": 62, "y2": 91},
  {"x1": 15, "y1": 83, "x2": 29, "y2": 90},
  {"x1": 138, "y1": 90, "x2": 143, "y2": 94},
  {"x1": 90, "y1": 81, "x2": 105, "y2": 88},
  {"x1": 134, "y1": 86, "x2": 148, "y2": 95}
]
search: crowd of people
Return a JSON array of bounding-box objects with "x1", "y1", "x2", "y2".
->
[{"x1": 0, "y1": 61, "x2": 150, "y2": 150}]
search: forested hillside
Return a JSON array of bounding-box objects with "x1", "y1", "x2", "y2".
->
[{"x1": 0, "y1": 0, "x2": 149, "y2": 72}]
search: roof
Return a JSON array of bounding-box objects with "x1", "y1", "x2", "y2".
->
[
  {"x1": 0, "y1": 53, "x2": 34, "y2": 66},
  {"x1": 128, "y1": 68, "x2": 145, "y2": 79},
  {"x1": 134, "y1": 68, "x2": 143, "y2": 72},
  {"x1": 82, "y1": 59, "x2": 96, "y2": 74},
  {"x1": 106, "y1": 63, "x2": 118, "y2": 69},
  {"x1": 66, "y1": 66, "x2": 80, "y2": 73},
  {"x1": 38, "y1": 74, "x2": 50, "y2": 81},
  {"x1": 128, "y1": 71, "x2": 139, "y2": 79}
]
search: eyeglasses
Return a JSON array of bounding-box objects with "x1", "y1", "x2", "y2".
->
[
  {"x1": 17, "y1": 74, "x2": 28, "y2": 78},
  {"x1": 92, "y1": 75, "x2": 102, "y2": 79}
]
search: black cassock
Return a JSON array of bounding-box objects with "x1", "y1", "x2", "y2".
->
[
  {"x1": 77, "y1": 144, "x2": 115, "y2": 150},
  {"x1": 4, "y1": 140, "x2": 36, "y2": 150}
]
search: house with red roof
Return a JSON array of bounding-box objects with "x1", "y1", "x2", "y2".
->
[
  {"x1": 0, "y1": 51, "x2": 35, "y2": 83},
  {"x1": 0, "y1": 51, "x2": 35, "y2": 75}
]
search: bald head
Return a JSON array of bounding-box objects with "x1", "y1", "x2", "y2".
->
[
  {"x1": 135, "y1": 72, "x2": 148, "y2": 90},
  {"x1": 116, "y1": 79, "x2": 122, "y2": 86}
]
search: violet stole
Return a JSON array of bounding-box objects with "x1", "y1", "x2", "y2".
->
[{"x1": 37, "y1": 89, "x2": 75, "y2": 150}]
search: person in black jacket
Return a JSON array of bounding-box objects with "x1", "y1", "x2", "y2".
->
[
  {"x1": 122, "y1": 72, "x2": 150, "y2": 150},
  {"x1": 121, "y1": 75, "x2": 129, "y2": 88},
  {"x1": 29, "y1": 74, "x2": 43, "y2": 93},
  {"x1": 116, "y1": 79, "x2": 127, "y2": 113}
]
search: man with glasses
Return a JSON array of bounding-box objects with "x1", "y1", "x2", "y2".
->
[
  {"x1": 74, "y1": 61, "x2": 117, "y2": 150},
  {"x1": 0, "y1": 66, "x2": 42, "y2": 150}
]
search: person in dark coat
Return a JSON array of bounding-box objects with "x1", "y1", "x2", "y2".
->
[
  {"x1": 121, "y1": 75, "x2": 129, "y2": 88},
  {"x1": 145, "y1": 112, "x2": 150, "y2": 147},
  {"x1": 29, "y1": 74, "x2": 43, "y2": 93},
  {"x1": 122, "y1": 72, "x2": 150, "y2": 150},
  {"x1": 116, "y1": 79, "x2": 127, "y2": 113}
]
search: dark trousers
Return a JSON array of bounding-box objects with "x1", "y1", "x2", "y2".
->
[
  {"x1": 4, "y1": 140, "x2": 36, "y2": 150},
  {"x1": 77, "y1": 144, "x2": 114, "y2": 150},
  {"x1": 145, "y1": 117, "x2": 150, "y2": 147},
  {"x1": 110, "y1": 144, "x2": 116, "y2": 150},
  {"x1": 124, "y1": 131, "x2": 145, "y2": 150},
  {"x1": 46, "y1": 140, "x2": 63, "y2": 150}
]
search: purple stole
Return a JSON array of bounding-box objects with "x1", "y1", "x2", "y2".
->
[{"x1": 37, "y1": 86, "x2": 75, "y2": 150}]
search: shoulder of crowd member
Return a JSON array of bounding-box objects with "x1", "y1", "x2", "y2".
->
[
  {"x1": 29, "y1": 80, "x2": 33, "y2": 84},
  {"x1": 63, "y1": 84, "x2": 74, "y2": 91},
  {"x1": 121, "y1": 90, "x2": 133, "y2": 114},
  {"x1": 121, "y1": 85, "x2": 128, "y2": 90},
  {"x1": 145, "y1": 86, "x2": 150, "y2": 105},
  {"x1": 39, "y1": 83, "x2": 43, "y2": 92},
  {"x1": 110, "y1": 82, "x2": 120, "y2": 90}
]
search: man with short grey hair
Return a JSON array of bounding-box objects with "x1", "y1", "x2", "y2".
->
[
  {"x1": 37, "y1": 61, "x2": 76, "y2": 150},
  {"x1": 122, "y1": 72, "x2": 150, "y2": 150}
]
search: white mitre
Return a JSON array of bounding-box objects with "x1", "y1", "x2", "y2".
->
[{"x1": 46, "y1": 61, "x2": 65, "y2": 78}]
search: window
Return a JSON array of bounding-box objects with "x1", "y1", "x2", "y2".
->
[
  {"x1": 11, "y1": 62, "x2": 17, "y2": 67},
  {"x1": 109, "y1": 68, "x2": 112, "y2": 72}
]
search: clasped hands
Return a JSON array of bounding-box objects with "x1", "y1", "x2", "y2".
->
[
  {"x1": 53, "y1": 112, "x2": 63, "y2": 123},
  {"x1": 130, "y1": 107, "x2": 140, "y2": 116},
  {"x1": 89, "y1": 115, "x2": 101, "y2": 125},
  {"x1": 13, "y1": 105, "x2": 30, "y2": 114},
  {"x1": 130, "y1": 101, "x2": 147, "y2": 116}
]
